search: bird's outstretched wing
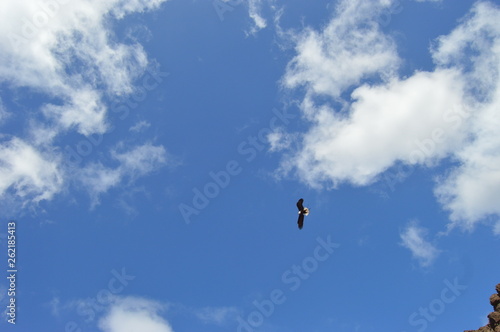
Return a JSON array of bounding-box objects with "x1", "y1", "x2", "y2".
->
[
  {"x1": 296, "y1": 198, "x2": 304, "y2": 212},
  {"x1": 297, "y1": 213, "x2": 304, "y2": 230}
]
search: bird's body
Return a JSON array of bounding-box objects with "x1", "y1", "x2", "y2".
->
[{"x1": 296, "y1": 198, "x2": 309, "y2": 229}]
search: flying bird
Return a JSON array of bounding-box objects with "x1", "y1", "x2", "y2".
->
[{"x1": 296, "y1": 198, "x2": 309, "y2": 229}]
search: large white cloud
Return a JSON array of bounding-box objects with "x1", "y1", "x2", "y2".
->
[
  {"x1": 0, "y1": 0, "x2": 168, "y2": 207},
  {"x1": 282, "y1": 69, "x2": 468, "y2": 188},
  {"x1": 277, "y1": 0, "x2": 500, "y2": 231}
]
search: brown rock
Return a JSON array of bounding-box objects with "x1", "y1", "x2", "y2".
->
[
  {"x1": 491, "y1": 294, "x2": 500, "y2": 307},
  {"x1": 464, "y1": 283, "x2": 500, "y2": 332},
  {"x1": 478, "y1": 326, "x2": 494, "y2": 332},
  {"x1": 465, "y1": 325, "x2": 495, "y2": 332},
  {"x1": 489, "y1": 312, "x2": 500, "y2": 325}
]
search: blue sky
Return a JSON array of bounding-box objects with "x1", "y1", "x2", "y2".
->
[{"x1": 0, "y1": 0, "x2": 499, "y2": 331}]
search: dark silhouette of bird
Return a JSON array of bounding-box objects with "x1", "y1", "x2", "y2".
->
[{"x1": 296, "y1": 198, "x2": 309, "y2": 229}]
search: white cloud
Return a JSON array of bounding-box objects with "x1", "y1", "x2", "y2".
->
[
  {"x1": 0, "y1": 138, "x2": 63, "y2": 203},
  {"x1": 79, "y1": 143, "x2": 168, "y2": 207},
  {"x1": 400, "y1": 221, "x2": 440, "y2": 267},
  {"x1": 98, "y1": 297, "x2": 174, "y2": 332},
  {"x1": 282, "y1": 0, "x2": 400, "y2": 99},
  {"x1": 277, "y1": 0, "x2": 500, "y2": 231}
]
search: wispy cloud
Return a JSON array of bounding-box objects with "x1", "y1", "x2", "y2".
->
[
  {"x1": 400, "y1": 221, "x2": 440, "y2": 267},
  {"x1": 129, "y1": 120, "x2": 151, "y2": 133},
  {"x1": 79, "y1": 143, "x2": 169, "y2": 207},
  {"x1": 112, "y1": 143, "x2": 168, "y2": 180},
  {"x1": 78, "y1": 163, "x2": 122, "y2": 208},
  {"x1": 195, "y1": 306, "x2": 239, "y2": 326},
  {"x1": 246, "y1": 0, "x2": 267, "y2": 36}
]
